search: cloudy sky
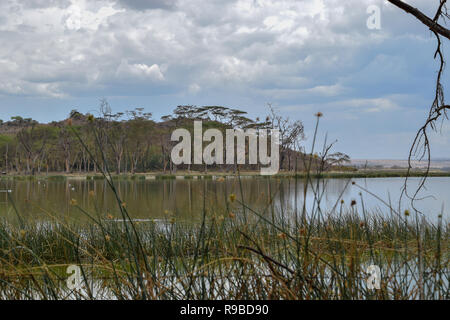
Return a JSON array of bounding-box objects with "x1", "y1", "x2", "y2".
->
[{"x1": 0, "y1": 0, "x2": 449, "y2": 159}]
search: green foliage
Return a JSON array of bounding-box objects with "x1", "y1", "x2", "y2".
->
[
  {"x1": 0, "y1": 103, "x2": 309, "y2": 175},
  {"x1": 155, "y1": 174, "x2": 176, "y2": 180},
  {"x1": 0, "y1": 134, "x2": 13, "y2": 145},
  {"x1": 47, "y1": 175, "x2": 66, "y2": 181}
]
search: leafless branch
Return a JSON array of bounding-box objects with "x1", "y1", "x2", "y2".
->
[
  {"x1": 388, "y1": 1, "x2": 450, "y2": 209},
  {"x1": 387, "y1": 0, "x2": 450, "y2": 40}
]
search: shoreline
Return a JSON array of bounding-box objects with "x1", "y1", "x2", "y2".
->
[{"x1": 2, "y1": 170, "x2": 450, "y2": 180}]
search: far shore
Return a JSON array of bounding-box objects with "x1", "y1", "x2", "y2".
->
[{"x1": 2, "y1": 169, "x2": 450, "y2": 180}]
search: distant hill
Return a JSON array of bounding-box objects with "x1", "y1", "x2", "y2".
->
[{"x1": 350, "y1": 159, "x2": 450, "y2": 170}]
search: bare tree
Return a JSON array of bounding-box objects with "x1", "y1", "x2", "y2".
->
[
  {"x1": 387, "y1": 2, "x2": 450, "y2": 300},
  {"x1": 388, "y1": 1, "x2": 450, "y2": 40},
  {"x1": 388, "y1": 1, "x2": 450, "y2": 198},
  {"x1": 267, "y1": 105, "x2": 305, "y2": 171}
]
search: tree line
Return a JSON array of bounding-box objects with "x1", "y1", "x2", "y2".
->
[{"x1": 0, "y1": 100, "x2": 349, "y2": 175}]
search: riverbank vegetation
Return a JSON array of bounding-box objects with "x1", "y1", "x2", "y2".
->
[
  {"x1": 0, "y1": 101, "x2": 353, "y2": 176},
  {"x1": 2, "y1": 169, "x2": 450, "y2": 181},
  {"x1": 0, "y1": 107, "x2": 447, "y2": 300}
]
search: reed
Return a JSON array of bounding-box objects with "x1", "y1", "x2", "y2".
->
[{"x1": 0, "y1": 116, "x2": 447, "y2": 300}]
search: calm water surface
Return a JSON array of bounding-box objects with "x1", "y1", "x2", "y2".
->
[{"x1": 0, "y1": 177, "x2": 448, "y2": 223}]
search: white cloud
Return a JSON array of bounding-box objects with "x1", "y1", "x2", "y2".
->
[
  {"x1": 0, "y1": 0, "x2": 439, "y2": 100},
  {"x1": 346, "y1": 98, "x2": 400, "y2": 113},
  {"x1": 115, "y1": 60, "x2": 165, "y2": 81},
  {"x1": 64, "y1": 1, "x2": 124, "y2": 31}
]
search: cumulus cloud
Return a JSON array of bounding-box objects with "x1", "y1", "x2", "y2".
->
[
  {"x1": 0, "y1": 0, "x2": 447, "y2": 157},
  {"x1": 64, "y1": 2, "x2": 123, "y2": 31},
  {"x1": 115, "y1": 60, "x2": 165, "y2": 81},
  {"x1": 0, "y1": 0, "x2": 439, "y2": 100}
]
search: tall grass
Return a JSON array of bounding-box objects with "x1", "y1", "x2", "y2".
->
[{"x1": 0, "y1": 209, "x2": 447, "y2": 299}]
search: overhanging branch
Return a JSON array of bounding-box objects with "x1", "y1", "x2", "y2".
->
[{"x1": 387, "y1": 0, "x2": 450, "y2": 40}]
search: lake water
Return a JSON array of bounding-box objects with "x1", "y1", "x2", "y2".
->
[{"x1": 0, "y1": 177, "x2": 448, "y2": 224}]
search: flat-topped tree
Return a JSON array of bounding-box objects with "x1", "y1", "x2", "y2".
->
[
  {"x1": 202, "y1": 106, "x2": 229, "y2": 122},
  {"x1": 173, "y1": 105, "x2": 198, "y2": 119}
]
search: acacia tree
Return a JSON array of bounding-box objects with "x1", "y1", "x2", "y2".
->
[
  {"x1": 125, "y1": 108, "x2": 153, "y2": 173},
  {"x1": 106, "y1": 112, "x2": 127, "y2": 174},
  {"x1": 17, "y1": 125, "x2": 49, "y2": 175},
  {"x1": 0, "y1": 135, "x2": 13, "y2": 173},
  {"x1": 57, "y1": 124, "x2": 76, "y2": 173},
  {"x1": 325, "y1": 152, "x2": 351, "y2": 170}
]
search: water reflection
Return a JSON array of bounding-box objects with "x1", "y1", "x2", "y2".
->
[{"x1": 0, "y1": 177, "x2": 447, "y2": 223}]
